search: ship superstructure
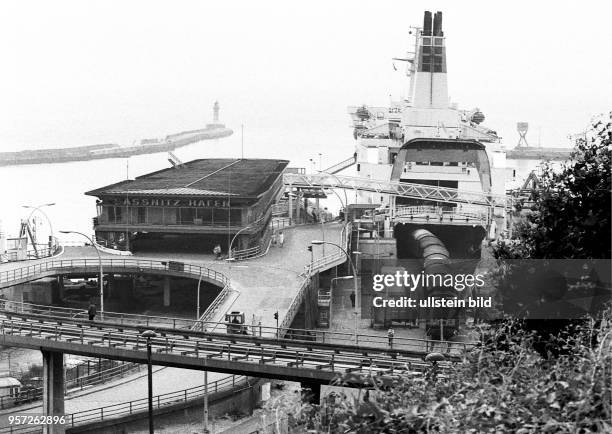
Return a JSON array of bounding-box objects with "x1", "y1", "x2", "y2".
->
[
  {"x1": 346, "y1": 11, "x2": 509, "y2": 338},
  {"x1": 348, "y1": 11, "x2": 507, "y2": 222}
]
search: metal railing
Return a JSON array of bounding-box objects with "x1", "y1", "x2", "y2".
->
[
  {"x1": 0, "y1": 258, "x2": 230, "y2": 292},
  {"x1": 0, "y1": 376, "x2": 252, "y2": 433},
  {"x1": 230, "y1": 226, "x2": 273, "y2": 261},
  {"x1": 0, "y1": 360, "x2": 141, "y2": 410},
  {"x1": 0, "y1": 300, "x2": 476, "y2": 353},
  {"x1": 394, "y1": 205, "x2": 490, "y2": 226},
  {"x1": 66, "y1": 375, "x2": 249, "y2": 428},
  {"x1": 271, "y1": 203, "x2": 288, "y2": 216},
  {"x1": 192, "y1": 286, "x2": 233, "y2": 331},
  {"x1": 283, "y1": 172, "x2": 510, "y2": 208},
  {"x1": 321, "y1": 155, "x2": 356, "y2": 175}
]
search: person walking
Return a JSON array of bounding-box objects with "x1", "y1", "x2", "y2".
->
[
  {"x1": 88, "y1": 302, "x2": 97, "y2": 321},
  {"x1": 349, "y1": 291, "x2": 355, "y2": 308},
  {"x1": 278, "y1": 231, "x2": 284, "y2": 248},
  {"x1": 387, "y1": 327, "x2": 395, "y2": 349}
]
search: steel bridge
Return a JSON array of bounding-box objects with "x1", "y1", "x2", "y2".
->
[
  {"x1": 283, "y1": 172, "x2": 511, "y2": 209},
  {"x1": 0, "y1": 310, "x2": 454, "y2": 386}
]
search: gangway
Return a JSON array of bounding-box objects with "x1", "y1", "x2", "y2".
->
[
  {"x1": 284, "y1": 173, "x2": 510, "y2": 209},
  {"x1": 321, "y1": 155, "x2": 357, "y2": 175}
]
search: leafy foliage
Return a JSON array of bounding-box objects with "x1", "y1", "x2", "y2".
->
[
  {"x1": 271, "y1": 309, "x2": 611, "y2": 433},
  {"x1": 494, "y1": 112, "x2": 611, "y2": 260}
]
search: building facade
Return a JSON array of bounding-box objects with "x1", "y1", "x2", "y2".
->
[{"x1": 86, "y1": 159, "x2": 288, "y2": 253}]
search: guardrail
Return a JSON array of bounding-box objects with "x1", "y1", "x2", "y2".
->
[
  {"x1": 0, "y1": 376, "x2": 252, "y2": 433},
  {"x1": 66, "y1": 375, "x2": 249, "y2": 429},
  {"x1": 0, "y1": 360, "x2": 141, "y2": 410},
  {"x1": 229, "y1": 227, "x2": 273, "y2": 261},
  {"x1": 2, "y1": 245, "x2": 60, "y2": 263},
  {"x1": 394, "y1": 205, "x2": 490, "y2": 226},
  {"x1": 321, "y1": 155, "x2": 356, "y2": 175},
  {"x1": 0, "y1": 258, "x2": 229, "y2": 291},
  {"x1": 1, "y1": 300, "x2": 475, "y2": 353},
  {"x1": 192, "y1": 286, "x2": 233, "y2": 331}
]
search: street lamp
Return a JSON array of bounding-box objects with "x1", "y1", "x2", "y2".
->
[
  {"x1": 316, "y1": 171, "x2": 348, "y2": 223},
  {"x1": 22, "y1": 203, "x2": 56, "y2": 255},
  {"x1": 312, "y1": 240, "x2": 360, "y2": 343},
  {"x1": 228, "y1": 224, "x2": 252, "y2": 261},
  {"x1": 59, "y1": 230, "x2": 104, "y2": 319},
  {"x1": 141, "y1": 330, "x2": 157, "y2": 434}
]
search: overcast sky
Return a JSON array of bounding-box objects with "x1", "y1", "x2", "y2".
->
[{"x1": 1, "y1": 0, "x2": 610, "y2": 156}]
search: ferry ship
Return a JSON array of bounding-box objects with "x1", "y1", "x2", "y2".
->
[
  {"x1": 348, "y1": 11, "x2": 508, "y2": 338},
  {"x1": 348, "y1": 10, "x2": 507, "y2": 257}
]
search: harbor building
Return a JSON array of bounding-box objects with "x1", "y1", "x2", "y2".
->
[{"x1": 86, "y1": 158, "x2": 288, "y2": 253}]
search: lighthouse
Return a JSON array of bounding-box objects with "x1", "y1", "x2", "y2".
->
[{"x1": 207, "y1": 101, "x2": 225, "y2": 128}]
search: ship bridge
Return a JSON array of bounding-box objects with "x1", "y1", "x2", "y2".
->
[{"x1": 391, "y1": 138, "x2": 492, "y2": 194}]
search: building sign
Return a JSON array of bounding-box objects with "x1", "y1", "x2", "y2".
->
[{"x1": 108, "y1": 197, "x2": 230, "y2": 208}]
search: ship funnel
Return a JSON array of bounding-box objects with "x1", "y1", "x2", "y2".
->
[
  {"x1": 433, "y1": 11, "x2": 443, "y2": 36},
  {"x1": 423, "y1": 11, "x2": 432, "y2": 36}
]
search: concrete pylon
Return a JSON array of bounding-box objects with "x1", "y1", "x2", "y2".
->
[
  {"x1": 42, "y1": 350, "x2": 65, "y2": 434},
  {"x1": 163, "y1": 276, "x2": 171, "y2": 307}
]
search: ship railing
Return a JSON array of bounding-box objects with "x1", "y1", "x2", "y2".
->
[
  {"x1": 395, "y1": 205, "x2": 489, "y2": 217},
  {"x1": 401, "y1": 164, "x2": 468, "y2": 174}
]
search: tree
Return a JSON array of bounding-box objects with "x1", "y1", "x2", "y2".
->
[
  {"x1": 271, "y1": 309, "x2": 612, "y2": 432},
  {"x1": 492, "y1": 113, "x2": 611, "y2": 355},
  {"x1": 495, "y1": 112, "x2": 611, "y2": 260}
]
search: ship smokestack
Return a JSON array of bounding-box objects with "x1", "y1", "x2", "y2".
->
[
  {"x1": 433, "y1": 11, "x2": 443, "y2": 36},
  {"x1": 423, "y1": 11, "x2": 432, "y2": 36}
]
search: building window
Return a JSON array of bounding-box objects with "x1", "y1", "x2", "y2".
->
[
  {"x1": 137, "y1": 207, "x2": 146, "y2": 224},
  {"x1": 198, "y1": 208, "x2": 213, "y2": 225},
  {"x1": 214, "y1": 208, "x2": 229, "y2": 223},
  {"x1": 149, "y1": 207, "x2": 163, "y2": 225},
  {"x1": 180, "y1": 208, "x2": 196, "y2": 224}
]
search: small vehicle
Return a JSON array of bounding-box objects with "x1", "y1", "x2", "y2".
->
[{"x1": 225, "y1": 311, "x2": 248, "y2": 334}]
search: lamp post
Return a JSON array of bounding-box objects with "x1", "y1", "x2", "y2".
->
[
  {"x1": 22, "y1": 203, "x2": 56, "y2": 255},
  {"x1": 312, "y1": 240, "x2": 360, "y2": 343},
  {"x1": 60, "y1": 230, "x2": 104, "y2": 319},
  {"x1": 141, "y1": 330, "x2": 157, "y2": 434},
  {"x1": 316, "y1": 171, "x2": 348, "y2": 223},
  {"x1": 228, "y1": 224, "x2": 252, "y2": 261},
  {"x1": 196, "y1": 271, "x2": 203, "y2": 321}
]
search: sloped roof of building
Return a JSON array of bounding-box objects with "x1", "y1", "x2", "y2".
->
[{"x1": 86, "y1": 159, "x2": 289, "y2": 199}]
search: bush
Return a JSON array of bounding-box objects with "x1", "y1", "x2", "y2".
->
[{"x1": 274, "y1": 308, "x2": 611, "y2": 433}]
